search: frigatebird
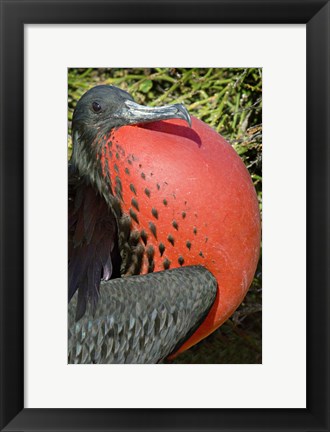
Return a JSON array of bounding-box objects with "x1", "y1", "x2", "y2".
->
[{"x1": 68, "y1": 85, "x2": 260, "y2": 364}]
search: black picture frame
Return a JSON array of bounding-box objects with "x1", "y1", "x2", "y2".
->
[{"x1": 1, "y1": 1, "x2": 329, "y2": 431}]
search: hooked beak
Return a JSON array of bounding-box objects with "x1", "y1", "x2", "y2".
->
[{"x1": 116, "y1": 99, "x2": 192, "y2": 128}]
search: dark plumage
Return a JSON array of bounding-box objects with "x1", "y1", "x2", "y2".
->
[
  {"x1": 68, "y1": 266, "x2": 217, "y2": 364},
  {"x1": 68, "y1": 165, "x2": 121, "y2": 320}
]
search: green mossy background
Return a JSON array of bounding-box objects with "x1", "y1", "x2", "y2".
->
[{"x1": 68, "y1": 68, "x2": 262, "y2": 364}]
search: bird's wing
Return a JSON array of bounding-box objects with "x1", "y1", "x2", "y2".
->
[
  {"x1": 68, "y1": 265, "x2": 217, "y2": 364},
  {"x1": 69, "y1": 166, "x2": 120, "y2": 320}
]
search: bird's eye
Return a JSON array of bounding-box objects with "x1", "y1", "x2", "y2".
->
[{"x1": 92, "y1": 101, "x2": 102, "y2": 113}]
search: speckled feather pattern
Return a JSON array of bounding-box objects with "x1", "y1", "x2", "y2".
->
[{"x1": 68, "y1": 266, "x2": 217, "y2": 364}]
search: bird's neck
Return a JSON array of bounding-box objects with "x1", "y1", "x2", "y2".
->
[
  {"x1": 72, "y1": 129, "x2": 109, "y2": 194},
  {"x1": 71, "y1": 129, "x2": 125, "y2": 242},
  {"x1": 71, "y1": 128, "x2": 145, "y2": 278}
]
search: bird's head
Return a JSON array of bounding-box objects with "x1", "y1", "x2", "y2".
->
[{"x1": 71, "y1": 85, "x2": 191, "y2": 177}]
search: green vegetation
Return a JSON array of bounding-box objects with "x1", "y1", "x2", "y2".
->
[{"x1": 68, "y1": 68, "x2": 262, "y2": 363}]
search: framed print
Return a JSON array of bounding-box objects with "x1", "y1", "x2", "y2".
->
[{"x1": 0, "y1": 1, "x2": 329, "y2": 431}]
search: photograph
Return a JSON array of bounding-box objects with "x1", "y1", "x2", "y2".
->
[{"x1": 68, "y1": 68, "x2": 262, "y2": 364}]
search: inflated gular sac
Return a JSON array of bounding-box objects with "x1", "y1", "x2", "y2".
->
[{"x1": 102, "y1": 116, "x2": 261, "y2": 353}]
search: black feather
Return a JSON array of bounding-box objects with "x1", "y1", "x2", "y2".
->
[{"x1": 68, "y1": 172, "x2": 120, "y2": 319}]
